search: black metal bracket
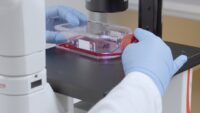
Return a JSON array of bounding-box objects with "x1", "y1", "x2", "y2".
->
[{"x1": 139, "y1": 0, "x2": 163, "y2": 37}]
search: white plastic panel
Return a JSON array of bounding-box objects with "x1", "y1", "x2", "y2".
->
[
  {"x1": 163, "y1": 70, "x2": 192, "y2": 113},
  {"x1": 0, "y1": 0, "x2": 45, "y2": 56},
  {"x1": 0, "y1": 51, "x2": 45, "y2": 76},
  {"x1": 0, "y1": 69, "x2": 46, "y2": 95},
  {"x1": 0, "y1": 84, "x2": 64, "y2": 113}
]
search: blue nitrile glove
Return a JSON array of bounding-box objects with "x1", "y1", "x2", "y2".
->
[
  {"x1": 122, "y1": 28, "x2": 188, "y2": 95},
  {"x1": 46, "y1": 6, "x2": 87, "y2": 44}
]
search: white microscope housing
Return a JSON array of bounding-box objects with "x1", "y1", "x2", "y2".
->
[{"x1": 0, "y1": 1, "x2": 64, "y2": 113}]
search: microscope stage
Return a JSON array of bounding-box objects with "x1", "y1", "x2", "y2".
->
[{"x1": 47, "y1": 42, "x2": 200, "y2": 103}]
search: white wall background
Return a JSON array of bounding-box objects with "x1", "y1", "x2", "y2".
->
[
  {"x1": 129, "y1": 0, "x2": 200, "y2": 20},
  {"x1": 45, "y1": 0, "x2": 87, "y2": 14},
  {"x1": 45, "y1": 0, "x2": 200, "y2": 20},
  {"x1": 45, "y1": 0, "x2": 129, "y2": 25}
]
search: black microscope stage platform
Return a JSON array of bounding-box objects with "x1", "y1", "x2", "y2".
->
[{"x1": 46, "y1": 42, "x2": 200, "y2": 103}]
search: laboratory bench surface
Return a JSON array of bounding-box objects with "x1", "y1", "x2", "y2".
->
[{"x1": 46, "y1": 42, "x2": 200, "y2": 103}]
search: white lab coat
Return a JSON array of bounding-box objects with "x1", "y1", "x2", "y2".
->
[{"x1": 88, "y1": 72, "x2": 162, "y2": 113}]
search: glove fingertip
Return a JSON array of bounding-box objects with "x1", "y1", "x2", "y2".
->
[
  {"x1": 46, "y1": 31, "x2": 67, "y2": 44},
  {"x1": 173, "y1": 55, "x2": 188, "y2": 73},
  {"x1": 66, "y1": 15, "x2": 80, "y2": 26},
  {"x1": 133, "y1": 28, "x2": 150, "y2": 41},
  {"x1": 58, "y1": 9, "x2": 80, "y2": 26},
  {"x1": 180, "y1": 55, "x2": 188, "y2": 62},
  {"x1": 133, "y1": 28, "x2": 144, "y2": 39},
  {"x1": 55, "y1": 33, "x2": 68, "y2": 44}
]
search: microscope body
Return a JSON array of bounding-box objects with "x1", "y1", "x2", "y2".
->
[{"x1": 0, "y1": 1, "x2": 64, "y2": 113}]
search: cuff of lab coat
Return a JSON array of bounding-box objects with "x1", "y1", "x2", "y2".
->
[{"x1": 124, "y1": 71, "x2": 162, "y2": 97}]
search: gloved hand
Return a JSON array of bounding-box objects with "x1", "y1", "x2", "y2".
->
[
  {"x1": 122, "y1": 28, "x2": 187, "y2": 95},
  {"x1": 46, "y1": 6, "x2": 87, "y2": 44}
]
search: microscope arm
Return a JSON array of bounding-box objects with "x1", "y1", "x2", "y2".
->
[{"x1": 139, "y1": 0, "x2": 163, "y2": 37}]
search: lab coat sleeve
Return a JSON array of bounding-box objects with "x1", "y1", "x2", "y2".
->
[{"x1": 88, "y1": 72, "x2": 162, "y2": 113}]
